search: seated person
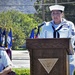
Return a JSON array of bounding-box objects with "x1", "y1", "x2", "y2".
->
[{"x1": 0, "y1": 47, "x2": 16, "y2": 75}]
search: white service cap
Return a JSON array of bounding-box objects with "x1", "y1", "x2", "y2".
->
[{"x1": 49, "y1": 5, "x2": 65, "y2": 11}]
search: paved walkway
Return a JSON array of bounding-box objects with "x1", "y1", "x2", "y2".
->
[
  {"x1": 12, "y1": 50, "x2": 30, "y2": 68},
  {"x1": 12, "y1": 50, "x2": 30, "y2": 60}
]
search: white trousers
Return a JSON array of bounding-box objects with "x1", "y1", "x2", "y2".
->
[{"x1": 69, "y1": 52, "x2": 75, "y2": 75}]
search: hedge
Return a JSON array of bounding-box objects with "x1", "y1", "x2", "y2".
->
[
  {"x1": 12, "y1": 68, "x2": 30, "y2": 75},
  {"x1": 13, "y1": 68, "x2": 75, "y2": 75}
]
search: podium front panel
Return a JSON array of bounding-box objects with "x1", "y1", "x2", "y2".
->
[
  {"x1": 30, "y1": 49, "x2": 69, "y2": 75},
  {"x1": 26, "y1": 38, "x2": 72, "y2": 75}
]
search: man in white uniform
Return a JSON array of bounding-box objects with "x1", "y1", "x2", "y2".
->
[
  {"x1": 39, "y1": 5, "x2": 75, "y2": 75},
  {"x1": 0, "y1": 47, "x2": 15, "y2": 75}
]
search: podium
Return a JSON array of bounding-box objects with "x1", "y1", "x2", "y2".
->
[{"x1": 26, "y1": 38, "x2": 74, "y2": 75}]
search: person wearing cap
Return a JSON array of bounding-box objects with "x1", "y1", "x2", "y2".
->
[{"x1": 39, "y1": 5, "x2": 75, "y2": 75}]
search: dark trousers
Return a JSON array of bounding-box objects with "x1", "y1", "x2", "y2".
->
[{"x1": 7, "y1": 71, "x2": 16, "y2": 75}]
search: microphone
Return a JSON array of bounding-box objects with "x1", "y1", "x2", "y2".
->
[
  {"x1": 32, "y1": 21, "x2": 46, "y2": 30},
  {"x1": 38, "y1": 21, "x2": 46, "y2": 28},
  {"x1": 30, "y1": 21, "x2": 46, "y2": 38},
  {"x1": 36, "y1": 21, "x2": 46, "y2": 37}
]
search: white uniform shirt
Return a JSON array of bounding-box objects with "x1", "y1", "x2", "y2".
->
[
  {"x1": 39, "y1": 18, "x2": 75, "y2": 66},
  {"x1": 39, "y1": 18, "x2": 75, "y2": 38},
  {"x1": 0, "y1": 50, "x2": 12, "y2": 72}
]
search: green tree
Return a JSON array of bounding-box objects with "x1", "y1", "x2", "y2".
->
[
  {"x1": 34, "y1": 0, "x2": 75, "y2": 23},
  {"x1": 0, "y1": 10, "x2": 42, "y2": 49}
]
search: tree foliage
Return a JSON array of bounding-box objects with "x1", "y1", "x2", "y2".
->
[
  {"x1": 35, "y1": 0, "x2": 75, "y2": 23},
  {"x1": 0, "y1": 0, "x2": 75, "y2": 49},
  {"x1": 0, "y1": 11, "x2": 42, "y2": 49}
]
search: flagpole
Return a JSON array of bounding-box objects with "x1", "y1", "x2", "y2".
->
[
  {"x1": 55, "y1": 0, "x2": 57, "y2": 4},
  {"x1": 4, "y1": 28, "x2": 7, "y2": 47},
  {"x1": 0, "y1": 27, "x2": 2, "y2": 47}
]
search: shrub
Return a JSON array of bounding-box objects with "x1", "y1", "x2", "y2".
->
[
  {"x1": 13, "y1": 68, "x2": 75, "y2": 75},
  {"x1": 74, "y1": 70, "x2": 75, "y2": 75},
  {"x1": 12, "y1": 68, "x2": 30, "y2": 75}
]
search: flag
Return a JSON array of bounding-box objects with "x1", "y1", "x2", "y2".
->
[
  {"x1": 35, "y1": 28, "x2": 40, "y2": 38},
  {"x1": 2, "y1": 28, "x2": 7, "y2": 47},
  {"x1": 0, "y1": 27, "x2": 2, "y2": 46},
  {"x1": 2, "y1": 29, "x2": 6, "y2": 35},
  {"x1": 7, "y1": 28, "x2": 12, "y2": 49},
  {"x1": 30, "y1": 28, "x2": 36, "y2": 38}
]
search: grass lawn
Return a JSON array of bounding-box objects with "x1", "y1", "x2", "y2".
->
[
  {"x1": 12, "y1": 68, "x2": 30, "y2": 75},
  {"x1": 12, "y1": 68, "x2": 75, "y2": 75}
]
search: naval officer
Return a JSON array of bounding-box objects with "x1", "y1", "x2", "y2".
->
[{"x1": 39, "y1": 4, "x2": 75, "y2": 75}]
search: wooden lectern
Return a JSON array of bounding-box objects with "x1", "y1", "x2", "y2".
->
[{"x1": 26, "y1": 38, "x2": 74, "y2": 75}]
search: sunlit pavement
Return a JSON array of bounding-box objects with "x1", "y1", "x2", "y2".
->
[
  {"x1": 12, "y1": 50, "x2": 30, "y2": 68},
  {"x1": 11, "y1": 50, "x2": 75, "y2": 68}
]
